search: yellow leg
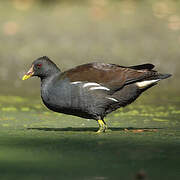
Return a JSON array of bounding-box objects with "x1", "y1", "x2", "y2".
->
[{"x1": 96, "y1": 119, "x2": 107, "y2": 133}]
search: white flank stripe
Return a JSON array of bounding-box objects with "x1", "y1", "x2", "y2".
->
[
  {"x1": 90, "y1": 86, "x2": 110, "y2": 91},
  {"x1": 106, "y1": 97, "x2": 118, "y2": 102},
  {"x1": 136, "y1": 79, "x2": 160, "y2": 88},
  {"x1": 83, "y1": 82, "x2": 100, "y2": 88},
  {"x1": 71, "y1": 81, "x2": 82, "y2": 85}
]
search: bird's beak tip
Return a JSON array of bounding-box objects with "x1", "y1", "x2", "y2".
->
[
  {"x1": 22, "y1": 65, "x2": 34, "y2": 80},
  {"x1": 22, "y1": 74, "x2": 33, "y2": 80}
]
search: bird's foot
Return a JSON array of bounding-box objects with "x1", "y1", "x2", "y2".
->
[
  {"x1": 96, "y1": 120, "x2": 107, "y2": 133},
  {"x1": 96, "y1": 127, "x2": 106, "y2": 133}
]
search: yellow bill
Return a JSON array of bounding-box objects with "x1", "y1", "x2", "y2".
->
[
  {"x1": 22, "y1": 65, "x2": 34, "y2": 80},
  {"x1": 22, "y1": 74, "x2": 33, "y2": 80}
]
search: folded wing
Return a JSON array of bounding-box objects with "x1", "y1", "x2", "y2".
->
[{"x1": 62, "y1": 62, "x2": 158, "y2": 91}]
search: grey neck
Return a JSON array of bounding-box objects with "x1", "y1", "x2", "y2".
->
[{"x1": 40, "y1": 70, "x2": 61, "y2": 84}]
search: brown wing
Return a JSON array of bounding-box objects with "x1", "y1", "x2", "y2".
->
[{"x1": 62, "y1": 62, "x2": 157, "y2": 90}]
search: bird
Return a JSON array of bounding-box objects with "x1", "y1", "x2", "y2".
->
[{"x1": 22, "y1": 56, "x2": 171, "y2": 133}]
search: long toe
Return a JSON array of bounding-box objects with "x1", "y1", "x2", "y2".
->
[{"x1": 96, "y1": 127, "x2": 106, "y2": 133}]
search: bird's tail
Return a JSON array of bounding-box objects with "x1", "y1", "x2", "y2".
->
[
  {"x1": 156, "y1": 73, "x2": 172, "y2": 80},
  {"x1": 136, "y1": 73, "x2": 172, "y2": 89}
]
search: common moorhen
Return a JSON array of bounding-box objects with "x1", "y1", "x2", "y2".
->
[{"x1": 22, "y1": 56, "x2": 171, "y2": 132}]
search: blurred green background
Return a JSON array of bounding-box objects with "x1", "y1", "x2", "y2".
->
[
  {"x1": 0, "y1": 0, "x2": 179, "y2": 96},
  {"x1": 0, "y1": 1, "x2": 180, "y2": 180}
]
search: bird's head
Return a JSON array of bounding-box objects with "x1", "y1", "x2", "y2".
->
[{"x1": 22, "y1": 56, "x2": 60, "y2": 80}]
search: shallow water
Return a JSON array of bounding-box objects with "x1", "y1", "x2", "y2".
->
[{"x1": 0, "y1": 93, "x2": 179, "y2": 180}]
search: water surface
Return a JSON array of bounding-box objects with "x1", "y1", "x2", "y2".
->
[{"x1": 0, "y1": 93, "x2": 179, "y2": 180}]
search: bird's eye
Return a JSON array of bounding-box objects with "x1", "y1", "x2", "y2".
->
[{"x1": 37, "y1": 64, "x2": 42, "y2": 68}]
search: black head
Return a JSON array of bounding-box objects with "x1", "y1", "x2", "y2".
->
[{"x1": 22, "y1": 56, "x2": 60, "y2": 80}]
